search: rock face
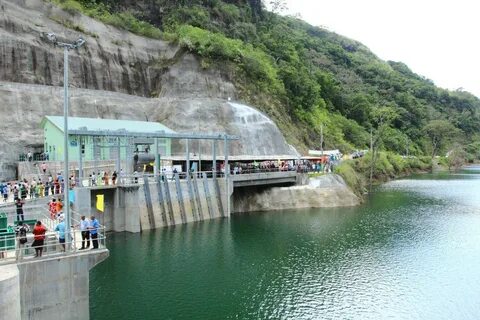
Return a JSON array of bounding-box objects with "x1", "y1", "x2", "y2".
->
[
  {"x1": 0, "y1": 0, "x2": 298, "y2": 180},
  {"x1": 232, "y1": 174, "x2": 360, "y2": 212}
]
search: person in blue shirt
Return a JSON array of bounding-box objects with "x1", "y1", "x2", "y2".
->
[
  {"x1": 89, "y1": 216, "x2": 100, "y2": 249},
  {"x1": 54, "y1": 217, "x2": 66, "y2": 252}
]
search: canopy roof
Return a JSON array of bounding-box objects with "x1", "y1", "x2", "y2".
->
[{"x1": 41, "y1": 116, "x2": 175, "y2": 134}]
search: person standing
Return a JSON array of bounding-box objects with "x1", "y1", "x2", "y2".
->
[
  {"x1": 78, "y1": 215, "x2": 90, "y2": 250},
  {"x1": 89, "y1": 216, "x2": 100, "y2": 249},
  {"x1": 112, "y1": 170, "x2": 117, "y2": 185},
  {"x1": 41, "y1": 162, "x2": 47, "y2": 174},
  {"x1": 54, "y1": 217, "x2": 66, "y2": 252},
  {"x1": 32, "y1": 221, "x2": 47, "y2": 257},
  {"x1": 15, "y1": 222, "x2": 30, "y2": 261},
  {"x1": 48, "y1": 198, "x2": 57, "y2": 220},
  {"x1": 29, "y1": 183, "x2": 35, "y2": 199},
  {"x1": 2, "y1": 184, "x2": 8, "y2": 202},
  {"x1": 91, "y1": 172, "x2": 97, "y2": 186},
  {"x1": 39, "y1": 182, "x2": 45, "y2": 198},
  {"x1": 103, "y1": 171, "x2": 109, "y2": 186},
  {"x1": 15, "y1": 197, "x2": 25, "y2": 222},
  {"x1": 120, "y1": 169, "x2": 125, "y2": 185},
  {"x1": 56, "y1": 199, "x2": 63, "y2": 216},
  {"x1": 20, "y1": 183, "x2": 27, "y2": 200}
]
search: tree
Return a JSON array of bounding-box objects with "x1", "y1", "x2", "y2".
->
[
  {"x1": 368, "y1": 106, "x2": 398, "y2": 188},
  {"x1": 264, "y1": 0, "x2": 287, "y2": 14},
  {"x1": 446, "y1": 143, "x2": 467, "y2": 171},
  {"x1": 423, "y1": 120, "x2": 460, "y2": 158}
]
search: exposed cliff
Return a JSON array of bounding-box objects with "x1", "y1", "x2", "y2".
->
[{"x1": 0, "y1": 0, "x2": 300, "y2": 180}]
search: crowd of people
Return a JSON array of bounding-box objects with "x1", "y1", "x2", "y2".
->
[
  {"x1": 223, "y1": 156, "x2": 341, "y2": 175},
  {"x1": 0, "y1": 171, "x2": 67, "y2": 204},
  {"x1": 88, "y1": 170, "x2": 122, "y2": 186}
]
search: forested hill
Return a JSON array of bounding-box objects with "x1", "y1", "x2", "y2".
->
[{"x1": 51, "y1": 0, "x2": 480, "y2": 159}]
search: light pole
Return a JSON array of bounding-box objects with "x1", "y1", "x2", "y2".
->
[{"x1": 46, "y1": 33, "x2": 85, "y2": 250}]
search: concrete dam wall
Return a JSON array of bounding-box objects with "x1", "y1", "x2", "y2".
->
[
  {"x1": 0, "y1": 250, "x2": 108, "y2": 320},
  {"x1": 75, "y1": 175, "x2": 231, "y2": 233}
]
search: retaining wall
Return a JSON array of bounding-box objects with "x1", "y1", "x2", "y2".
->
[
  {"x1": 74, "y1": 174, "x2": 232, "y2": 233},
  {"x1": 0, "y1": 250, "x2": 108, "y2": 320}
]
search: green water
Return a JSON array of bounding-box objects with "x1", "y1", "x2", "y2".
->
[{"x1": 90, "y1": 169, "x2": 480, "y2": 319}]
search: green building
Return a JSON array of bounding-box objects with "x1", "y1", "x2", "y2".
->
[{"x1": 40, "y1": 116, "x2": 174, "y2": 161}]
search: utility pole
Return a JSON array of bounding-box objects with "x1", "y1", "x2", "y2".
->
[{"x1": 45, "y1": 33, "x2": 85, "y2": 250}]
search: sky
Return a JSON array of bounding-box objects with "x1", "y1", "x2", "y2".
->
[{"x1": 283, "y1": 0, "x2": 480, "y2": 97}]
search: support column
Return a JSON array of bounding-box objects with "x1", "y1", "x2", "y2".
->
[
  {"x1": 198, "y1": 141, "x2": 202, "y2": 172},
  {"x1": 154, "y1": 138, "x2": 160, "y2": 176},
  {"x1": 78, "y1": 136, "x2": 83, "y2": 187},
  {"x1": 116, "y1": 137, "x2": 121, "y2": 173},
  {"x1": 186, "y1": 139, "x2": 190, "y2": 177},
  {"x1": 127, "y1": 136, "x2": 133, "y2": 174},
  {"x1": 224, "y1": 135, "x2": 230, "y2": 217},
  {"x1": 93, "y1": 137, "x2": 98, "y2": 176},
  {"x1": 212, "y1": 140, "x2": 217, "y2": 177}
]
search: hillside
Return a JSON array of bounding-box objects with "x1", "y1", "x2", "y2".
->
[
  {"x1": 1, "y1": 0, "x2": 479, "y2": 179},
  {"x1": 46, "y1": 0, "x2": 480, "y2": 156}
]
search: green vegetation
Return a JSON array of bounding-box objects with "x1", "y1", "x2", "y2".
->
[
  {"x1": 335, "y1": 153, "x2": 432, "y2": 194},
  {"x1": 48, "y1": 0, "x2": 480, "y2": 164},
  {"x1": 49, "y1": 0, "x2": 163, "y2": 39}
]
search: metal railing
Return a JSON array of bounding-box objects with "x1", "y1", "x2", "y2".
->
[
  {"x1": 0, "y1": 208, "x2": 106, "y2": 264},
  {"x1": 75, "y1": 167, "x2": 302, "y2": 187},
  {"x1": 18, "y1": 154, "x2": 50, "y2": 162}
]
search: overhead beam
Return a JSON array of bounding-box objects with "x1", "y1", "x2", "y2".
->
[{"x1": 68, "y1": 130, "x2": 239, "y2": 141}]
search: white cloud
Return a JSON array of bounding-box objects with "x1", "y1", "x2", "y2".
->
[{"x1": 284, "y1": 0, "x2": 480, "y2": 97}]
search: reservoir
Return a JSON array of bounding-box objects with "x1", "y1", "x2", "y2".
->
[{"x1": 90, "y1": 168, "x2": 480, "y2": 319}]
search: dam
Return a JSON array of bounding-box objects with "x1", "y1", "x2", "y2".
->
[{"x1": 74, "y1": 170, "x2": 302, "y2": 233}]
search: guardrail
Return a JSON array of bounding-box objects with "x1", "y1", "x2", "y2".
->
[
  {"x1": 74, "y1": 168, "x2": 303, "y2": 187},
  {"x1": 0, "y1": 208, "x2": 106, "y2": 264}
]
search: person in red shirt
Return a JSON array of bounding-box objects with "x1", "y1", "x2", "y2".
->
[
  {"x1": 48, "y1": 198, "x2": 57, "y2": 220},
  {"x1": 32, "y1": 221, "x2": 47, "y2": 257}
]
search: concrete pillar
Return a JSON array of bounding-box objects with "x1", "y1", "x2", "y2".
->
[
  {"x1": 198, "y1": 140, "x2": 202, "y2": 172},
  {"x1": 0, "y1": 264, "x2": 21, "y2": 319},
  {"x1": 74, "y1": 188, "x2": 91, "y2": 220},
  {"x1": 212, "y1": 140, "x2": 216, "y2": 176},
  {"x1": 18, "y1": 250, "x2": 109, "y2": 320}
]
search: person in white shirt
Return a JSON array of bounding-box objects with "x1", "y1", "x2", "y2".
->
[{"x1": 77, "y1": 215, "x2": 90, "y2": 250}]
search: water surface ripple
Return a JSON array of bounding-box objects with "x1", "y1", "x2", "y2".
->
[{"x1": 91, "y1": 169, "x2": 480, "y2": 319}]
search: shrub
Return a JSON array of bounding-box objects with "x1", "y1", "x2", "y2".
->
[
  {"x1": 57, "y1": 0, "x2": 83, "y2": 15},
  {"x1": 176, "y1": 25, "x2": 282, "y2": 92},
  {"x1": 51, "y1": 0, "x2": 163, "y2": 39},
  {"x1": 334, "y1": 160, "x2": 365, "y2": 196}
]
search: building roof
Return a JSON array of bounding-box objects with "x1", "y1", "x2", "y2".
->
[{"x1": 41, "y1": 116, "x2": 175, "y2": 134}]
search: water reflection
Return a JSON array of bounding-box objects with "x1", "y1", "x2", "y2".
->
[{"x1": 91, "y1": 172, "x2": 480, "y2": 319}]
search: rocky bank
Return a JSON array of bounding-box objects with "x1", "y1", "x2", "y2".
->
[{"x1": 233, "y1": 174, "x2": 360, "y2": 213}]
